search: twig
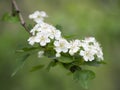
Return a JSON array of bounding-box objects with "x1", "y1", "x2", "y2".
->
[{"x1": 11, "y1": 0, "x2": 32, "y2": 36}]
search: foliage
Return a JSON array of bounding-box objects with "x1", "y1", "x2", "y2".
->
[
  {"x1": 1, "y1": 1, "x2": 105, "y2": 89},
  {"x1": 1, "y1": 12, "x2": 19, "y2": 23}
]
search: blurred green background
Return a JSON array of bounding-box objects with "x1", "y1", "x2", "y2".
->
[{"x1": 0, "y1": 0, "x2": 120, "y2": 90}]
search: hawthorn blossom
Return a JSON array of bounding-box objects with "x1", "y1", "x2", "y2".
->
[
  {"x1": 80, "y1": 37, "x2": 103, "y2": 61},
  {"x1": 33, "y1": 22, "x2": 61, "y2": 39},
  {"x1": 28, "y1": 36, "x2": 38, "y2": 45},
  {"x1": 49, "y1": 29, "x2": 61, "y2": 40},
  {"x1": 36, "y1": 32, "x2": 50, "y2": 46},
  {"x1": 29, "y1": 11, "x2": 48, "y2": 23},
  {"x1": 80, "y1": 49, "x2": 95, "y2": 61},
  {"x1": 54, "y1": 38, "x2": 70, "y2": 57},
  {"x1": 84, "y1": 37, "x2": 96, "y2": 44},
  {"x1": 30, "y1": 24, "x2": 41, "y2": 35},
  {"x1": 69, "y1": 40, "x2": 81, "y2": 56},
  {"x1": 28, "y1": 11, "x2": 104, "y2": 61},
  {"x1": 38, "y1": 22, "x2": 56, "y2": 35},
  {"x1": 93, "y1": 42, "x2": 103, "y2": 60}
]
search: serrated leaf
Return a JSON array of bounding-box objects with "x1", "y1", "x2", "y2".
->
[
  {"x1": 66, "y1": 72, "x2": 73, "y2": 76},
  {"x1": 11, "y1": 54, "x2": 30, "y2": 77},
  {"x1": 30, "y1": 64, "x2": 44, "y2": 72},
  {"x1": 16, "y1": 47, "x2": 38, "y2": 53},
  {"x1": 55, "y1": 24, "x2": 63, "y2": 31},
  {"x1": 44, "y1": 49, "x2": 55, "y2": 58},
  {"x1": 27, "y1": 24, "x2": 34, "y2": 30},
  {"x1": 73, "y1": 70, "x2": 95, "y2": 89},
  {"x1": 1, "y1": 12, "x2": 19, "y2": 23},
  {"x1": 46, "y1": 60, "x2": 57, "y2": 71},
  {"x1": 84, "y1": 60, "x2": 106, "y2": 67},
  {"x1": 58, "y1": 56, "x2": 74, "y2": 63},
  {"x1": 73, "y1": 70, "x2": 80, "y2": 81},
  {"x1": 22, "y1": 47, "x2": 38, "y2": 51},
  {"x1": 1, "y1": 13, "x2": 10, "y2": 21}
]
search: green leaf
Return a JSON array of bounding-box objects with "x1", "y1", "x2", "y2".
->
[
  {"x1": 44, "y1": 49, "x2": 55, "y2": 58},
  {"x1": 30, "y1": 64, "x2": 44, "y2": 72},
  {"x1": 46, "y1": 60, "x2": 57, "y2": 71},
  {"x1": 16, "y1": 47, "x2": 38, "y2": 53},
  {"x1": 1, "y1": 12, "x2": 19, "y2": 23},
  {"x1": 27, "y1": 24, "x2": 34, "y2": 30},
  {"x1": 64, "y1": 34, "x2": 76, "y2": 39},
  {"x1": 11, "y1": 54, "x2": 30, "y2": 77},
  {"x1": 73, "y1": 70, "x2": 80, "y2": 81},
  {"x1": 55, "y1": 24, "x2": 63, "y2": 31},
  {"x1": 73, "y1": 70, "x2": 95, "y2": 89},
  {"x1": 58, "y1": 56, "x2": 74, "y2": 63},
  {"x1": 84, "y1": 60, "x2": 106, "y2": 67}
]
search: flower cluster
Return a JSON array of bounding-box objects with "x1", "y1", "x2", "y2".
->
[{"x1": 28, "y1": 11, "x2": 103, "y2": 62}]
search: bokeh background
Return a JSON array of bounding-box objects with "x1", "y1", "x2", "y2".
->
[{"x1": 0, "y1": 0, "x2": 120, "y2": 90}]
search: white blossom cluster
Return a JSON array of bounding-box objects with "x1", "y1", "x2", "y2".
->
[{"x1": 28, "y1": 11, "x2": 103, "y2": 62}]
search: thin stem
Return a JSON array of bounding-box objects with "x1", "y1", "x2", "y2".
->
[{"x1": 11, "y1": 0, "x2": 32, "y2": 36}]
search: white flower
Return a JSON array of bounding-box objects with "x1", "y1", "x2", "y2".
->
[
  {"x1": 96, "y1": 49, "x2": 103, "y2": 60},
  {"x1": 80, "y1": 49, "x2": 95, "y2": 61},
  {"x1": 28, "y1": 36, "x2": 38, "y2": 45},
  {"x1": 38, "y1": 51, "x2": 44, "y2": 58},
  {"x1": 69, "y1": 40, "x2": 81, "y2": 55},
  {"x1": 84, "y1": 37, "x2": 96, "y2": 44},
  {"x1": 39, "y1": 23, "x2": 62, "y2": 40},
  {"x1": 49, "y1": 29, "x2": 61, "y2": 40},
  {"x1": 80, "y1": 37, "x2": 104, "y2": 61},
  {"x1": 28, "y1": 11, "x2": 104, "y2": 61},
  {"x1": 94, "y1": 42, "x2": 104, "y2": 60},
  {"x1": 39, "y1": 22, "x2": 56, "y2": 33},
  {"x1": 54, "y1": 38, "x2": 70, "y2": 54},
  {"x1": 56, "y1": 52, "x2": 61, "y2": 57},
  {"x1": 54, "y1": 30, "x2": 61, "y2": 40},
  {"x1": 30, "y1": 24, "x2": 41, "y2": 35},
  {"x1": 28, "y1": 21, "x2": 62, "y2": 47},
  {"x1": 29, "y1": 11, "x2": 48, "y2": 23},
  {"x1": 36, "y1": 32, "x2": 50, "y2": 46}
]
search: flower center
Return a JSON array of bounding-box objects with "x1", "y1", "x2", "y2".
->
[
  {"x1": 41, "y1": 36, "x2": 45, "y2": 41},
  {"x1": 60, "y1": 42, "x2": 64, "y2": 48}
]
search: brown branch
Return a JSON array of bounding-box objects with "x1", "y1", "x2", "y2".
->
[{"x1": 11, "y1": 0, "x2": 32, "y2": 36}]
